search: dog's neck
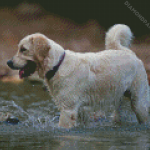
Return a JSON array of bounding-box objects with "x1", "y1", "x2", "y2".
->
[{"x1": 45, "y1": 51, "x2": 65, "y2": 80}]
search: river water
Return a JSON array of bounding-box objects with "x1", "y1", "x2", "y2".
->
[{"x1": 0, "y1": 80, "x2": 150, "y2": 150}]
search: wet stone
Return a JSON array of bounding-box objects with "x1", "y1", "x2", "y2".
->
[{"x1": 5, "y1": 116, "x2": 20, "y2": 125}]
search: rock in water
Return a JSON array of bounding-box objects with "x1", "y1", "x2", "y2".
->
[{"x1": 5, "y1": 116, "x2": 19, "y2": 125}]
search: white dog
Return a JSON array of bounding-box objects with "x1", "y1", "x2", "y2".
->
[{"x1": 7, "y1": 24, "x2": 150, "y2": 128}]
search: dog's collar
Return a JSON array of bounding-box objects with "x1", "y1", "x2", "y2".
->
[{"x1": 45, "y1": 51, "x2": 65, "y2": 80}]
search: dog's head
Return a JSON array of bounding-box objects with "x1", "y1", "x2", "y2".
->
[{"x1": 7, "y1": 33, "x2": 60, "y2": 79}]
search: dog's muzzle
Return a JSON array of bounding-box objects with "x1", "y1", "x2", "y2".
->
[
  {"x1": 7, "y1": 60, "x2": 20, "y2": 70},
  {"x1": 7, "y1": 59, "x2": 37, "y2": 79}
]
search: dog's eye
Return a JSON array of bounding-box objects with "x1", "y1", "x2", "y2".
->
[{"x1": 20, "y1": 47, "x2": 26, "y2": 53}]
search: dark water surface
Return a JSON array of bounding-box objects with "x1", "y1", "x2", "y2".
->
[{"x1": 0, "y1": 81, "x2": 150, "y2": 150}]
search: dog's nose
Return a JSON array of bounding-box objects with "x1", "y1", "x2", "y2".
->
[
  {"x1": 7, "y1": 59, "x2": 19, "y2": 70},
  {"x1": 7, "y1": 59, "x2": 20, "y2": 70},
  {"x1": 7, "y1": 60, "x2": 14, "y2": 68}
]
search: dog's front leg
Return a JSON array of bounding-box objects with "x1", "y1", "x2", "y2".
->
[
  {"x1": 78, "y1": 106, "x2": 92, "y2": 126},
  {"x1": 58, "y1": 101, "x2": 91, "y2": 128},
  {"x1": 112, "y1": 97, "x2": 124, "y2": 124},
  {"x1": 59, "y1": 109, "x2": 78, "y2": 128}
]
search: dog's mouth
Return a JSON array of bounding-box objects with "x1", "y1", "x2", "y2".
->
[{"x1": 19, "y1": 60, "x2": 37, "y2": 79}]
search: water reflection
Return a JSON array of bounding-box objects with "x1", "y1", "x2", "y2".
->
[{"x1": 0, "y1": 127, "x2": 150, "y2": 150}]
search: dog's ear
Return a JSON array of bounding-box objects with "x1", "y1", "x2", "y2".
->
[{"x1": 31, "y1": 36, "x2": 50, "y2": 61}]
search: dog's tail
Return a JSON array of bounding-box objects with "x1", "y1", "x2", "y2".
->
[{"x1": 105, "y1": 24, "x2": 133, "y2": 51}]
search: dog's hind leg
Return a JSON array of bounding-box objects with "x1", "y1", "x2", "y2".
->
[
  {"x1": 130, "y1": 91, "x2": 149, "y2": 124},
  {"x1": 130, "y1": 68, "x2": 150, "y2": 124}
]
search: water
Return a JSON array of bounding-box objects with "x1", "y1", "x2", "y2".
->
[{"x1": 0, "y1": 80, "x2": 150, "y2": 150}]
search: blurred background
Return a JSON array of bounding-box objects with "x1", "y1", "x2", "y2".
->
[{"x1": 0, "y1": 0, "x2": 150, "y2": 82}]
